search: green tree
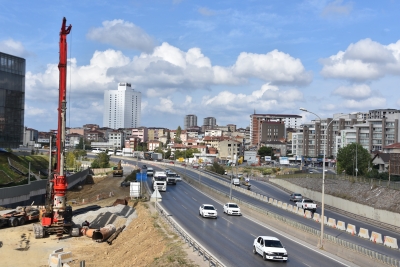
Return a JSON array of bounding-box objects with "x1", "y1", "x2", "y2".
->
[
  {"x1": 66, "y1": 152, "x2": 75, "y2": 169},
  {"x1": 337, "y1": 143, "x2": 370, "y2": 176},
  {"x1": 174, "y1": 126, "x2": 182, "y2": 144},
  {"x1": 166, "y1": 131, "x2": 171, "y2": 147},
  {"x1": 91, "y1": 152, "x2": 110, "y2": 168},
  {"x1": 209, "y1": 162, "x2": 225, "y2": 175},
  {"x1": 165, "y1": 148, "x2": 171, "y2": 160},
  {"x1": 258, "y1": 146, "x2": 275, "y2": 160}
]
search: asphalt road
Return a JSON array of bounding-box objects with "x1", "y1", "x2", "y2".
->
[
  {"x1": 144, "y1": 166, "x2": 352, "y2": 267},
  {"x1": 170, "y1": 165, "x2": 400, "y2": 260}
]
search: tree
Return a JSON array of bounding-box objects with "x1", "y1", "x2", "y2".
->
[
  {"x1": 337, "y1": 143, "x2": 370, "y2": 176},
  {"x1": 91, "y1": 152, "x2": 110, "y2": 168},
  {"x1": 258, "y1": 146, "x2": 275, "y2": 160},
  {"x1": 174, "y1": 126, "x2": 182, "y2": 144},
  {"x1": 166, "y1": 131, "x2": 171, "y2": 147},
  {"x1": 66, "y1": 152, "x2": 75, "y2": 169}
]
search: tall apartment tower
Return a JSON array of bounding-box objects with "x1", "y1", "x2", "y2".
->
[
  {"x1": 0, "y1": 52, "x2": 26, "y2": 148},
  {"x1": 203, "y1": 117, "x2": 216, "y2": 129},
  {"x1": 184, "y1": 114, "x2": 197, "y2": 129},
  {"x1": 103, "y1": 83, "x2": 141, "y2": 129}
]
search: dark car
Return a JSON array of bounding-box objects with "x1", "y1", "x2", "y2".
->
[
  {"x1": 141, "y1": 165, "x2": 147, "y2": 169},
  {"x1": 120, "y1": 181, "x2": 130, "y2": 187},
  {"x1": 289, "y1": 193, "x2": 303, "y2": 202}
]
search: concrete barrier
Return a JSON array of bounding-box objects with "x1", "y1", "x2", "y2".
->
[
  {"x1": 282, "y1": 203, "x2": 287, "y2": 210},
  {"x1": 327, "y1": 218, "x2": 336, "y2": 228},
  {"x1": 297, "y1": 208, "x2": 304, "y2": 216},
  {"x1": 288, "y1": 204, "x2": 293, "y2": 212},
  {"x1": 277, "y1": 201, "x2": 282, "y2": 208},
  {"x1": 358, "y1": 228, "x2": 370, "y2": 239},
  {"x1": 336, "y1": 220, "x2": 346, "y2": 231},
  {"x1": 269, "y1": 198, "x2": 274, "y2": 204},
  {"x1": 304, "y1": 210, "x2": 312, "y2": 219},
  {"x1": 346, "y1": 224, "x2": 357, "y2": 236},
  {"x1": 324, "y1": 216, "x2": 328, "y2": 225},
  {"x1": 313, "y1": 213, "x2": 320, "y2": 222},
  {"x1": 273, "y1": 199, "x2": 278, "y2": 206},
  {"x1": 370, "y1": 231, "x2": 383, "y2": 244},
  {"x1": 292, "y1": 206, "x2": 298, "y2": 214},
  {"x1": 384, "y1": 236, "x2": 398, "y2": 249}
]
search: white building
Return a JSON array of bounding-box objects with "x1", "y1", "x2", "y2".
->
[{"x1": 103, "y1": 83, "x2": 141, "y2": 129}]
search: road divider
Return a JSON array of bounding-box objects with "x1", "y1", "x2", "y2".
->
[
  {"x1": 269, "y1": 198, "x2": 273, "y2": 204},
  {"x1": 304, "y1": 210, "x2": 312, "y2": 219},
  {"x1": 336, "y1": 220, "x2": 346, "y2": 231},
  {"x1": 277, "y1": 200, "x2": 282, "y2": 208},
  {"x1": 313, "y1": 213, "x2": 320, "y2": 222},
  {"x1": 346, "y1": 224, "x2": 357, "y2": 236},
  {"x1": 273, "y1": 199, "x2": 278, "y2": 206},
  {"x1": 358, "y1": 228, "x2": 370, "y2": 239},
  {"x1": 384, "y1": 236, "x2": 398, "y2": 249},
  {"x1": 327, "y1": 218, "x2": 337, "y2": 229},
  {"x1": 297, "y1": 208, "x2": 304, "y2": 216},
  {"x1": 282, "y1": 203, "x2": 287, "y2": 210},
  {"x1": 370, "y1": 231, "x2": 383, "y2": 244}
]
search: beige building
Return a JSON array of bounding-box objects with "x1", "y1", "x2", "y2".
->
[{"x1": 218, "y1": 139, "x2": 241, "y2": 161}]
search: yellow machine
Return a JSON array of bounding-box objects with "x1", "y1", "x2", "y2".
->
[{"x1": 113, "y1": 160, "x2": 124, "y2": 177}]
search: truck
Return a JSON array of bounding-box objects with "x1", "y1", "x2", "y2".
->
[
  {"x1": 151, "y1": 153, "x2": 163, "y2": 161},
  {"x1": 296, "y1": 199, "x2": 317, "y2": 212},
  {"x1": 166, "y1": 171, "x2": 178, "y2": 185},
  {"x1": 113, "y1": 160, "x2": 124, "y2": 177},
  {"x1": 232, "y1": 177, "x2": 240, "y2": 186},
  {"x1": 152, "y1": 171, "x2": 167, "y2": 191},
  {"x1": 147, "y1": 167, "x2": 154, "y2": 177},
  {"x1": 0, "y1": 206, "x2": 40, "y2": 228}
]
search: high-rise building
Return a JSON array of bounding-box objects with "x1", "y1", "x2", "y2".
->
[
  {"x1": 203, "y1": 117, "x2": 216, "y2": 128},
  {"x1": 250, "y1": 113, "x2": 302, "y2": 147},
  {"x1": 184, "y1": 114, "x2": 197, "y2": 129},
  {"x1": 103, "y1": 83, "x2": 141, "y2": 129},
  {"x1": 0, "y1": 52, "x2": 26, "y2": 148}
]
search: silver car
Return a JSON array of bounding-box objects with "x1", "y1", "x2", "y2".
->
[{"x1": 289, "y1": 193, "x2": 303, "y2": 202}]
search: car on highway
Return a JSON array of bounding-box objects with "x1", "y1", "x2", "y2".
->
[
  {"x1": 289, "y1": 193, "x2": 303, "y2": 202},
  {"x1": 142, "y1": 165, "x2": 147, "y2": 169},
  {"x1": 223, "y1": 203, "x2": 241, "y2": 216},
  {"x1": 192, "y1": 164, "x2": 199, "y2": 169},
  {"x1": 199, "y1": 204, "x2": 218, "y2": 218},
  {"x1": 253, "y1": 236, "x2": 288, "y2": 262},
  {"x1": 120, "y1": 181, "x2": 130, "y2": 187}
]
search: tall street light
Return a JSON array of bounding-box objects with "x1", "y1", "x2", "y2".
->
[{"x1": 300, "y1": 108, "x2": 353, "y2": 249}]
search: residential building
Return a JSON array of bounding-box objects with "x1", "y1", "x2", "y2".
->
[
  {"x1": 184, "y1": 114, "x2": 197, "y2": 129},
  {"x1": 227, "y1": 124, "x2": 236, "y2": 132},
  {"x1": 132, "y1": 127, "x2": 148, "y2": 143},
  {"x1": 66, "y1": 133, "x2": 82, "y2": 148},
  {"x1": 250, "y1": 113, "x2": 302, "y2": 147},
  {"x1": 148, "y1": 127, "x2": 167, "y2": 142},
  {"x1": 148, "y1": 140, "x2": 162, "y2": 151},
  {"x1": 106, "y1": 130, "x2": 125, "y2": 148},
  {"x1": 103, "y1": 82, "x2": 141, "y2": 129},
  {"x1": 205, "y1": 129, "x2": 222, "y2": 137},
  {"x1": 23, "y1": 127, "x2": 38, "y2": 147},
  {"x1": 203, "y1": 117, "x2": 216, "y2": 129},
  {"x1": 0, "y1": 52, "x2": 26, "y2": 148},
  {"x1": 218, "y1": 139, "x2": 241, "y2": 162}
]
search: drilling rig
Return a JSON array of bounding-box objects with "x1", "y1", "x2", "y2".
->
[{"x1": 33, "y1": 17, "x2": 75, "y2": 239}]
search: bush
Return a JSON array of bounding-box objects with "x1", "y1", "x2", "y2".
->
[{"x1": 209, "y1": 162, "x2": 225, "y2": 175}]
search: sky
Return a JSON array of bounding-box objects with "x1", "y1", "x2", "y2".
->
[{"x1": 1, "y1": 0, "x2": 400, "y2": 132}]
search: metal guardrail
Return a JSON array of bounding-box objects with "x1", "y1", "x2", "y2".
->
[{"x1": 181, "y1": 169, "x2": 400, "y2": 267}]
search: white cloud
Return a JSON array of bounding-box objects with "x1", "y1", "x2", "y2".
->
[
  {"x1": 154, "y1": 97, "x2": 180, "y2": 114},
  {"x1": 332, "y1": 84, "x2": 371, "y2": 99},
  {"x1": 87, "y1": 20, "x2": 156, "y2": 53},
  {"x1": 343, "y1": 97, "x2": 386, "y2": 109},
  {"x1": 0, "y1": 38, "x2": 29, "y2": 58},
  {"x1": 232, "y1": 50, "x2": 313, "y2": 85},
  {"x1": 320, "y1": 103, "x2": 336, "y2": 111},
  {"x1": 320, "y1": 38, "x2": 400, "y2": 82},
  {"x1": 198, "y1": 7, "x2": 215, "y2": 16}
]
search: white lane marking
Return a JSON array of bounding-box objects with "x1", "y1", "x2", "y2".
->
[
  {"x1": 182, "y1": 204, "x2": 187, "y2": 210},
  {"x1": 173, "y1": 196, "x2": 176, "y2": 200},
  {"x1": 192, "y1": 197, "x2": 197, "y2": 201}
]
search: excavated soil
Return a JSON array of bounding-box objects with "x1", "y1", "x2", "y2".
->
[{"x1": 0, "y1": 173, "x2": 203, "y2": 267}]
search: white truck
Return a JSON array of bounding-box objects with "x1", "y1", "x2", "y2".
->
[
  {"x1": 166, "y1": 171, "x2": 178, "y2": 185},
  {"x1": 152, "y1": 171, "x2": 167, "y2": 191},
  {"x1": 147, "y1": 167, "x2": 154, "y2": 177},
  {"x1": 296, "y1": 199, "x2": 317, "y2": 212},
  {"x1": 232, "y1": 177, "x2": 240, "y2": 186}
]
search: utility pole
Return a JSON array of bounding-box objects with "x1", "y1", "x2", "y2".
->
[{"x1": 229, "y1": 145, "x2": 233, "y2": 200}]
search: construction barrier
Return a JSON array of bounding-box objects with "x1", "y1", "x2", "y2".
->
[
  {"x1": 269, "y1": 198, "x2": 274, "y2": 204},
  {"x1": 292, "y1": 206, "x2": 299, "y2": 214},
  {"x1": 297, "y1": 208, "x2": 304, "y2": 216},
  {"x1": 370, "y1": 231, "x2": 383, "y2": 244},
  {"x1": 346, "y1": 224, "x2": 357, "y2": 236},
  {"x1": 327, "y1": 218, "x2": 336, "y2": 228},
  {"x1": 336, "y1": 220, "x2": 346, "y2": 231},
  {"x1": 384, "y1": 236, "x2": 398, "y2": 249},
  {"x1": 304, "y1": 210, "x2": 312, "y2": 219},
  {"x1": 282, "y1": 203, "x2": 287, "y2": 210},
  {"x1": 287, "y1": 204, "x2": 293, "y2": 212},
  {"x1": 313, "y1": 213, "x2": 320, "y2": 222},
  {"x1": 324, "y1": 216, "x2": 328, "y2": 225},
  {"x1": 48, "y1": 249, "x2": 73, "y2": 267},
  {"x1": 273, "y1": 199, "x2": 278, "y2": 206},
  {"x1": 358, "y1": 228, "x2": 370, "y2": 239},
  {"x1": 277, "y1": 201, "x2": 282, "y2": 208}
]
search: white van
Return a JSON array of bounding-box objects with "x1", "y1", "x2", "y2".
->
[
  {"x1": 116, "y1": 150, "x2": 123, "y2": 156},
  {"x1": 92, "y1": 148, "x2": 101, "y2": 154}
]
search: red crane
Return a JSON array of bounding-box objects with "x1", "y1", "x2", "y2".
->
[{"x1": 34, "y1": 17, "x2": 74, "y2": 239}]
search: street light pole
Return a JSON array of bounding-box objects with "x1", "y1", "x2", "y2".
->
[
  {"x1": 229, "y1": 146, "x2": 233, "y2": 200},
  {"x1": 300, "y1": 108, "x2": 353, "y2": 249}
]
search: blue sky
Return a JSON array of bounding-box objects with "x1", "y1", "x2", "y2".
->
[{"x1": 1, "y1": 0, "x2": 400, "y2": 131}]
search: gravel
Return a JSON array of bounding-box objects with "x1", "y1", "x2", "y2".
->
[{"x1": 73, "y1": 204, "x2": 137, "y2": 229}]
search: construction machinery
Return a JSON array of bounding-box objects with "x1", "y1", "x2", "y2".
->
[
  {"x1": 113, "y1": 160, "x2": 124, "y2": 177},
  {"x1": 0, "y1": 206, "x2": 40, "y2": 228},
  {"x1": 33, "y1": 17, "x2": 76, "y2": 239}
]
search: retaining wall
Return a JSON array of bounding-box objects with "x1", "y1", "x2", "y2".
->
[{"x1": 269, "y1": 178, "x2": 400, "y2": 228}]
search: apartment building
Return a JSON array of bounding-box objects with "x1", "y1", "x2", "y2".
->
[{"x1": 184, "y1": 114, "x2": 197, "y2": 129}]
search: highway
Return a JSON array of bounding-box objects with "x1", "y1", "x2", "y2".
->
[
  {"x1": 143, "y1": 163, "x2": 354, "y2": 267},
  {"x1": 166, "y1": 164, "x2": 400, "y2": 260}
]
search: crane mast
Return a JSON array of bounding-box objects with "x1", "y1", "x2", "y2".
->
[{"x1": 35, "y1": 17, "x2": 72, "y2": 239}]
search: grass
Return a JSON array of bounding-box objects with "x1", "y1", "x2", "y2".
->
[{"x1": 0, "y1": 152, "x2": 50, "y2": 186}]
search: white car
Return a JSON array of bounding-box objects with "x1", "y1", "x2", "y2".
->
[
  {"x1": 253, "y1": 236, "x2": 288, "y2": 262},
  {"x1": 223, "y1": 203, "x2": 241, "y2": 216},
  {"x1": 199, "y1": 204, "x2": 218, "y2": 218}
]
